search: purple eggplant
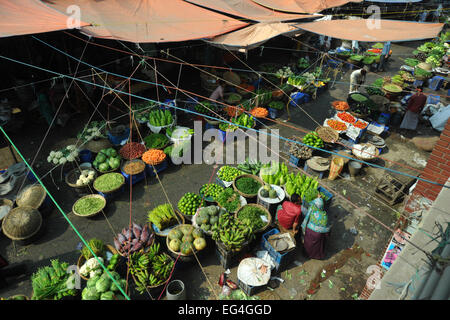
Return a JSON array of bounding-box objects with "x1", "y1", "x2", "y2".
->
[
  {"x1": 117, "y1": 233, "x2": 126, "y2": 244},
  {"x1": 133, "y1": 226, "x2": 141, "y2": 240},
  {"x1": 114, "y1": 237, "x2": 121, "y2": 251},
  {"x1": 131, "y1": 241, "x2": 143, "y2": 252},
  {"x1": 140, "y1": 225, "x2": 149, "y2": 243},
  {"x1": 132, "y1": 222, "x2": 142, "y2": 231}
]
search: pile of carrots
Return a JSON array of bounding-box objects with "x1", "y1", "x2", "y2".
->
[
  {"x1": 337, "y1": 112, "x2": 356, "y2": 123},
  {"x1": 332, "y1": 101, "x2": 349, "y2": 111},
  {"x1": 354, "y1": 120, "x2": 368, "y2": 129},
  {"x1": 327, "y1": 119, "x2": 347, "y2": 131},
  {"x1": 142, "y1": 149, "x2": 166, "y2": 165},
  {"x1": 250, "y1": 107, "x2": 268, "y2": 118}
]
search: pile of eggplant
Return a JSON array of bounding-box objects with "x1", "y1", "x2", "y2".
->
[{"x1": 113, "y1": 223, "x2": 154, "y2": 257}]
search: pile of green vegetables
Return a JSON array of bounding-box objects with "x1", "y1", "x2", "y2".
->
[
  {"x1": 349, "y1": 55, "x2": 364, "y2": 62},
  {"x1": 31, "y1": 260, "x2": 78, "y2": 300},
  {"x1": 372, "y1": 43, "x2": 384, "y2": 49},
  {"x1": 366, "y1": 78, "x2": 384, "y2": 96},
  {"x1": 237, "y1": 205, "x2": 268, "y2": 230},
  {"x1": 232, "y1": 113, "x2": 255, "y2": 128},
  {"x1": 350, "y1": 93, "x2": 369, "y2": 102},
  {"x1": 284, "y1": 173, "x2": 328, "y2": 202},
  {"x1": 195, "y1": 101, "x2": 216, "y2": 114},
  {"x1": 404, "y1": 58, "x2": 420, "y2": 67},
  {"x1": 93, "y1": 173, "x2": 124, "y2": 193},
  {"x1": 130, "y1": 243, "x2": 174, "y2": 293},
  {"x1": 254, "y1": 89, "x2": 272, "y2": 106},
  {"x1": 178, "y1": 192, "x2": 204, "y2": 216},
  {"x1": 219, "y1": 122, "x2": 238, "y2": 132},
  {"x1": 259, "y1": 184, "x2": 279, "y2": 199},
  {"x1": 414, "y1": 67, "x2": 433, "y2": 78},
  {"x1": 216, "y1": 188, "x2": 243, "y2": 213},
  {"x1": 149, "y1": 109, "x2": 174, "y2": 127},
  {"x1": 164, "y1": 145, "x2": 184, "y2": 158},
  {"x1": 297, "y1": 57, "x2": 310, "y2": 69},
  {"x1": 73, "y1": 196, "x2": 105, "y2": 216},
  {"x1": 194, "y1": 205, "x2": 225, "y2": 232},
  {"x1": 148, "y1": 203, "x2": 177, "y2": 231},
  {"x1": 237, "y1": 158, "x2": 262, "y2": 175},
  {"x1": 268, "y1": 101, "x2": 285, "y2": 110},
  {"x1": 200, "y1": 183, "x2": 225, "y2": 200},
  {"x1": 226, "y1": 93, "x2": 242, "y2": 104},
  {"x1": 302, "y1": 132, "x2": 324, "y2": 148},
  {"x1": 211, "y1": 211, "x2": 254, "y2": 251},
  {"x1": 235, "y1": 177, "x2": 262, "y2": 195},
  {"x1": 93, "y1": 148, "x2": 121, "y2": 172},
  {"x1": 81, "y1": 271, "x2": 126, "y2": 300},
  {"x1": 260, "y1": 162, "x2": 289, "y2": 186},
  {"x1": 218, "y1": 166, "x2": 243, "y2": 182},
  {"x1": 144, "y1": 133, "x2": 169, "y2": 149},
  {"x1": 382, "y1": 83, "x2": 403, "y2": 93}
]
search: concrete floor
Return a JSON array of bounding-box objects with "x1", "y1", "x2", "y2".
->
[{"x1": 0, "y1": 40, "x2": 443, "y2": 300}]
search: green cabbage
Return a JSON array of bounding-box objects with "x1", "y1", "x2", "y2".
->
[
  {"x1": 95, "y1": 276, "x2": 111, "y2": 293},
  {"x1": 100, "y1": 291, "x2": 115, "y2": 300},
  {"x1": 82, "y1": 287, "x2": 100, "y2": 300},
  {"x1": 110, "y1": 279, "x2": 127, "y2": 292},
  {"x1": 87, "y1": 274, "x2": 100, "y2": 288}
]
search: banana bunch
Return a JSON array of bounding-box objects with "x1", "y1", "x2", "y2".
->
[
  {"x1": 211, "y1": 212, "x2": 254, "y2": 251},
  {"x1": 152, "y1": 253, "x2": 173, "y2": 280},
  {"x1": 135, "y1": 269, "x2": 161, "y2": 293},
  {"x1": 129, "y1": 252, "x2": 150, "y2": 275}
]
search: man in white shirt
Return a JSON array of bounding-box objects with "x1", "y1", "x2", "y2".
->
[
  {"x1": 349, "y1": 68, "x2": 367, "y2": 94},
  {"x1": 209, "y1": 80, "x2": 225, "y2": 102}
]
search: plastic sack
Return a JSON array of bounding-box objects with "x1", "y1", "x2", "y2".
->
[
  {"x1": 430, "y1": 105, "x2": 450, "y2": 132},
  {"x1": 411, "y1": 136, "x2": 440, "y2": 152},
  {"x1": 328, "y1": 157, "x2": 344, "y2": 181}
]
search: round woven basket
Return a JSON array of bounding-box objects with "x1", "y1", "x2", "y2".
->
[
  {"x1": 72, "y1": 194, "x2": 106, "y2": 218},
  {"x1": 93, "y1": 159, "x2": 122, "y2": 175},
  {"x1": 235, "y1": 204, "x2": 272, "y2": 234},
  {"x1": 352, "y1": 143, "x2": 380, "y2": 161},
  {"x1": 65, "y1": 168, "x2": 97, "y2": 189},
  {"x1": 232, "y1": 174, "x2": 264, "y2": 199},
  {"x1": 84, "y1": 138, "x2": 112, "y2": 154},
  {"x1": 121, "y1": 159, "x2": 146, "y2": 176},
  {"x1": 2, "y1": 206, "x2": 42, "y2": 241},
  {"x1": 315, "y1": 126, "x2": 339, "y2": 143},
  {"x1": 0, "y1": 198, "x2": 14, "y2": 225},
  {"x1": 15, "y1": 184, "x2": 46, "y2": 210},
  {"x1": 130, "y1": 253, "x2": 175, "y2": 292},
  {"x1": 77, "y1": 244, "x2": 118, "y2": 281},
  {"x1": 165, "y1": 224, "x2": 205, "y2": 257},
  {"x1": 93, "y1": 173, "x2": 125, "y2": 194}
]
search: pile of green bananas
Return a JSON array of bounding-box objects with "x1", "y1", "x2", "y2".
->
[
  {"x1": 129, "y1": 243, "x2": 174, "y2": 293},
  {"x1": 211, "y1": 212, "x2": 254, "y2": 251}
]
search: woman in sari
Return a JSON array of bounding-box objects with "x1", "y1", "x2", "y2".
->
[{"x1": 301, "y1": 196, "x2": 330, "y2": 260}]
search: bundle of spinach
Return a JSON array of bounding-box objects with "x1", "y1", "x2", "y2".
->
[
  {"x1": 144, "y1": 134, "x2": 169, "y2": 149},
  {"x1": 237, "y1": 206, "x2": 267, "y2": 230},
  {"x1": 235, "y1": 177, "x2": 261, "y2": 195},
  {"x1": 216, "y1": 188, "x2": 242, "y2": 212}
]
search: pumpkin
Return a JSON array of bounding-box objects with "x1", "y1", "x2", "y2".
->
[
  {"x1": 193, "y1": 238, "x2": 207, "y2": 251},
  {"x1": 169, "y1": 239, "x2": 181, "y2": 252},
  {"x1": 180, "y1": 225, "x2": 194, "y2": 235},
  {"x1": 168, "y1": 229, "x2": 183, "y2": 241},
  {"x1": 192, "y1": 228, "x2": 204, "y2": 239},
  {"x1": 180, "y1": 241, "x2": 193, "y2": 255},
  {"x1": 182, "y1": 234, "x2": 194, "y2": 243}
]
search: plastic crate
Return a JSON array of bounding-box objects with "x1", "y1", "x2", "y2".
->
[
  {"x1": 288, "y1": 154, "x2": 300, "y2": 167},
  {"x1": 215, "y1": 241, "x2": 249, "y2": 269},
  {"x1": 261, "y1": 228, "x2": 296, "y2": 273},
  {"x1": 145, "y1": 159, "x2": 168, "y2": 177},
  {"x1": 107, "y1": 128, "x2": 130, "y2": 146},
  {"x1": 289, "y1": 92, "x2": 307, "y2": 106},
  {"x1": 428, "y1": 76, "x2": 445, "y2": 91},
  {"x1": 426, "y1": 95, "x2": 440, "y2": 105},
  {"x1": 237, "y1": 278, "x2": 265, "y2": 296}
]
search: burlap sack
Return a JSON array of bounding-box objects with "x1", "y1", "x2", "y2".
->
[
  {"x1": 411, "y1": 136, "x2": 440, "y2": 152},
  {"x1": 328, "y1": 157, "x2": 344, "y2": 181}
]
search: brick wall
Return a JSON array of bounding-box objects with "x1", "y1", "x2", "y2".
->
[{"x1": 412, "y1": 118, "x2": 450, "y2": 202}]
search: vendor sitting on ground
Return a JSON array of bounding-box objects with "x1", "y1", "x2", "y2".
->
[
  {"x1": 399, "y1": 87, "x2": 427, "y2": 133},
  {"x1": 301, "y1": 195, "x2": 330, "y2": 260},
  {"x1": 209, "y1": 80, "x2": 225, "y2": 102},
  {"x1": 276, "y1": 194, "x2": 302, "y2": 235},
  {"x1": 349, "y1": 68, "x2": 367, "y2": 94}
]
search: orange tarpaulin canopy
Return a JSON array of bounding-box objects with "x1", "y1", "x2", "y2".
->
[
  {"x1": 294, "y1": 19, "x2": 444, "y2": 42},
  {"x1": 185, "y1": 0, "x2": 318, "y2": 22},
  {"x1": 208, "y1": 22, "x2": 301, "y2": 50},
  {"x1": 0, "y1": 0, "x2": 89, "y2": 38},
  {"x1": 252, "y1": 0, "x2": 362, "y2": 14},
  {"x1": 46, "y1": 0, "x2": 249, "y2": 43}
]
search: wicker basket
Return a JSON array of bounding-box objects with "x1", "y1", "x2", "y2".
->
[
  {"x1": 65, "y1": 168, "x2": 97, "y2": 189},
  {"x1": 15, "y1": 184, "x2": 46, "y2": 210},
  {"x1": 235, "y1": 204, "x2": 272, "y2": 234},
  {"x1": 315, "y1": 126, "x2": 339, "y2": 144},
  {"x1": 232, "y1": 174, "x2": 264, "y2": 199},
  {"x1": 93, "y1": 173, "x2": 125, "y2": 194},
  {"x1": 130, "y1": 253, "x2": 175, "y2": 293},
  {"x1": 352, "y1": 143, "x2": 380, "y2": 161},
  {"x1": 1, "y1": 206, "x2": 42, "y2": 241},
  {"x1": 77, "y1": 244, "x2": 118, "y2": 281},
  {"x1": 72, "y1": 194, "x2": 106, "y2": 218},
  {"x1": 165, "y1": 224, "x2": 206, "y2": 257}
]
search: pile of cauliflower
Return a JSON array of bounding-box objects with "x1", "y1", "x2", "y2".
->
[
  {"x1": 275, "y1": 66, "x2": 294, "y2": 79},
  {"x1": 76, "y1": 169, "x2": 95, "y2": 186},
  {"x1": 79, "y1": 256, "x2": 104, "y2": 278},
  {"x1": 83, "y1": 126, "x2": 102, "y2": 141},
  {"x1": 47, "y1": 145, "x2": 79, "y2": 165}
]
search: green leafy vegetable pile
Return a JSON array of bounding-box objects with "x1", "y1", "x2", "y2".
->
[
  {"x1": 235, "y1": 177, "x2": 262, "y2": 195},
  {"x1": 74, "y1": 197, "x2": 105, "y2": 216},
  {"x1": 144, "y1": 133, "x2": 169, "y2": 149},
  {"x1": 216, "y1": 188, "x2": 243, "y2": 213},
  {"x1": 237, "y1": 205, "x2": 267, "y2": 230},
  {"x1": 93, "y1": 173, "x2": 124, "y2": 193}
]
